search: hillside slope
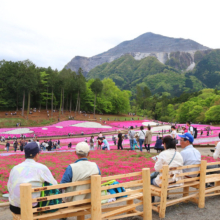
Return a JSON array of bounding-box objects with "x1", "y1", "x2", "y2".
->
[
  {"x1": 87, "y1": 55, "x2": 205, "y2": 96},
  {"x1": 65, "y1": 32, "x2": 210, "y2": 75}
]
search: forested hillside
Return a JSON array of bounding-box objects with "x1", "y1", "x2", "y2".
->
[
  {"x1": 0, "y1": 60, "x2": 130, "y2": 114},
  {"x1": 87, "y1": 49, "x2": 220, "y2": 97},
  {"x1": 133, "y1": 88, "x2": 220, "y2": 124},
  {"x1": 87, "y1": 55, "x2": 204, "y2": 96}
]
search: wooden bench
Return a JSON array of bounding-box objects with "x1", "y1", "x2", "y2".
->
[
  {"x1": 150, "y1": 160, "x2": 207, "y2": 218},
  {"x1": 90, "y1": 168, "x2": 152, "y2": 220},
  {"x1": 12, "y1": 168, "x2": 152, "y2": 220},
  {"x1": 202, "y1": 161, "x2": 220, "y2": 202}
]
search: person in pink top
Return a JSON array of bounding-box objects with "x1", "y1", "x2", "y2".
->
[{"x1": 98, "y1": 132, "x2": 103, "y2": 139}]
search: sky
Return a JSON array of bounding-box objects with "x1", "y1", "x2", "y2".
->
[{"x1": 0, "y1": 0, "x2": 220, "y2": 70}]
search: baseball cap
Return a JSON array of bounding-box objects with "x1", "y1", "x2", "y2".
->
[
  {"x1": 75, "y1": 142, "x2": 90, "y2": 154},
  {"x1": 178, "y1": 132, "x2": 194, "y2": 143},
  {"x1": 24, "y1": 142, "x2": 41, "y2": 157}
]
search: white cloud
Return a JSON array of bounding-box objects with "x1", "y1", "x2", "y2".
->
[{"x1": 0, "y1": 0, "x2": 219, "y2": 70}]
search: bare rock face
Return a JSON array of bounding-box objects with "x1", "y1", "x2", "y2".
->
[{"x1": 65, "y1": 32, "x2": 210, "y2": 76}]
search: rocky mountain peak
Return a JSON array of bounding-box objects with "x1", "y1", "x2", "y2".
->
[{"x1": 64, "y1": 32, "x2": 210, "y2": 76}]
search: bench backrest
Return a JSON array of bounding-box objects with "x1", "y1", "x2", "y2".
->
[
  {"x1": 20, "y1": 179, "x2": 92, "y2": 220},
  {"x1": 90, "y1": 168, "x2": 152, "y2": 220},
  {"x1": 158, "y1": 160, "x2": 207, "y2": 188}
]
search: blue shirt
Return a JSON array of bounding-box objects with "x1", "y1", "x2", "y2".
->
[
  {"x1": 180, "y1": 145, "x2": 201, "y2": 176},
  {"x1": 60, "y1": 158, "x2": 101, "y2": 183},
  {"x1": 103, "y1": 139, "x2": 108, "y2": 146}
]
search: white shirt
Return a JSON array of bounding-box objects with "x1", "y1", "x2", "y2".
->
[
  {"x1": 138, "y1": 130, "x2": 146, "y2": 139},
  {"x1": 188, "y1": 126, "x2": 194, "y2": 135},
  {"x1": 7, "y1": 159, "x2": 57, "y2": 207},
  {"x1": 213, "y1": 142, "x2": 220, "y2": 160},
  {"x1": 154, "y1": 149, "x2": 183, "y2": 187},
  {"x1": 171, "y1": 130, "x2": 177, "y2": 139},
  {"x1": 180, "y1": 145, "x2": 201, "y2": 177}
]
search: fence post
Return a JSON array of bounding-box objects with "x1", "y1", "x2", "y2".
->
[
  {"x1": 91, "y1": 175, "x2": 101, "y2": 219},
  {"x1": 198, "y1": 160, "x2": 207, "y2": 208},
  {"x1": 159, "y1": 165, "x2": 169, "y2": 218},
  {"x1": 142, "y1": 168, "x2": 152, "y2": 220},
  {"x1": 20, "y1": 183, "x2": 34, "y2": 220}
]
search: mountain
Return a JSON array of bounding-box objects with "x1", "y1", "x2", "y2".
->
[
  {"x1": 87, "y1": 54, "x2": 205, "y2": 96},
  {"x1": 65, "y1": 32, "x2": 210, "y2": 76}
]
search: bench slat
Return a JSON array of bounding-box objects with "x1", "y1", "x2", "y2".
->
[
  {"x1": 31, "y1": 179, "x2": 91, "y2": 193},
  {"x1": 34, "y1": 210, "x2": 90, "y2": 220},
  {"x1": 101, "y1": 172, "x2": 141, "y2": 181},
  {"x1": 101, "y1": 179, "x2": 143, "y2": 190},
  {"x1": 33, "y1": 205, "x2": 91, "y2": 220},
  {"x1": 207, "y1": 161, "x2": 220, "y2": 166},
  {"x1": 165, "y1": 193, "x2": 198, "y2": 207},
  {"x1": 101, "y1": 201, "x2": 143, "y2": 219},
  {"x1": 32, "y1": 188, "x2": 91, "y2": 203},
  {"x1": 32, "y1": 198, "x2": 91, "y2": 213},
  {"x1": 159, "y1": 164, "x2": 200, "y2": 172},
  {"x1": 104, "y1": 211, "x2": 144, "y2": 220},
  {"x1": 101, "y1": 193, "x2": 143, "y2": 207},
  {"x1": 101, "y1": 188, "x2": 143, "y2": 200}
]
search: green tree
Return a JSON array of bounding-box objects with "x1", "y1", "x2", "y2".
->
[{"x1": 90, "y1": 78, "x2": 103, "y2": 118}]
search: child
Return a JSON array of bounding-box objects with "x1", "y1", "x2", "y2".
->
[
  {"x1": 98, "y1": 138, "x2": 102, "y2": 150},
  {"x1": 112, "y1": 135, "x2": 116, "y2": 145},
  {"x1": 133, "y1": 137, "x2": 140, "y2": 150},
  {"x1": 90, "y1": 136, "x2": 94, "y2": 150}
]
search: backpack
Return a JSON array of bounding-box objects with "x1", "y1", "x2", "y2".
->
[
  {"x1": 101, "y1": 180, "x2": 127, "y2": 200},
  {"x1": 190, "y1": 126, "x2": 197, "y2": 139},
  {"x1": 39, "y1": 182, "x2": 62, "y2": 213},
  {"x1": 193, "y1": 127, "x2": 197, "y2": 138}
]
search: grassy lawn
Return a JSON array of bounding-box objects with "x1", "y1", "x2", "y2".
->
[{"x1": 0, "y1": 118, "x2": 57, "y2": 128}]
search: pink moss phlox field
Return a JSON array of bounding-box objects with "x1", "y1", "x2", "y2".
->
[{"x1": 0, "y1": 151, "x2": 219, "y2": 195}]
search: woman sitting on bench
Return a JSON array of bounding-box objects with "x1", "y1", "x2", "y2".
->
[{"x1": 151, "y1": 136, "x2": 183, "y2": 188}]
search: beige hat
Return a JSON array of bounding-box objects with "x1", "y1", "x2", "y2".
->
[
  {"x1": 76, "y1": 142, "x2": 90, "y2": 154},
  {"x1": 159, "y1": 134, "x2": 163, "y2": 138}
]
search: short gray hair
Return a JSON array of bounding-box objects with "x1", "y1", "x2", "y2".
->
[{"x1": 76, "y1": 152, "x2": 88, "y2": 157}]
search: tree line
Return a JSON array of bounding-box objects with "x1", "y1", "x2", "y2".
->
[
  {"x1": 0, "y1": 60, "x2": 131, "y2": 117},
  {"x1": 133, "y1": 86, "x2": 220, "y2": 124}
]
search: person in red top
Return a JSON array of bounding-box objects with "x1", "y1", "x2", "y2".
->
[{"x1": 97, "y1": 139, "x2": 102, "y2": 150}]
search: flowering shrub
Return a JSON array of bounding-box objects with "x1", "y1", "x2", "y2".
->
[{"x1": 0, "y1": 151, "x2": 219, "y2": 196}]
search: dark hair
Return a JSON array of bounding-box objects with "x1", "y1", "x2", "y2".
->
[
  {"x1": 162, "y1": 136, "x2": 176, "y2": 149},
  {"x1": 140, "y1": 126, "x2": 144, "y2": 130},
  {"x1": 25, "y1": 154, "x2": 36, "y2": 159},
  {"x1": 186, "y1": 121, "x2": 191, "y2": 125},
  {"x1": 171, "y1": 126, "x2": 176, "y2": 129},
  {"x1": 148, "y1": 126, "x2": 151, "y2": 130},
  {"x1": 130, "y1": 126, "x2": 134, "y2": 129}
]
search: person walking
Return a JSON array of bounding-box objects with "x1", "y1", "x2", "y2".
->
[
  {"x1": 117, "y1": 130, "x2": 123, "y2": 150},
  {"x1": 138, "y1": 126, "x2": 146, "y2": 152},
  {"x1": 128, "y1": 126, "x2": 136, "y2": 151},
  {"x1": 13, "y1": 140, "x2": 18, "y2": 152},
  {"x1": 6, "y1": 141, "x2": 10, "y2": 152},
  {"x1": 48, "y1": 139, "x2": 52, "y2": 151},
  {"x1": 144, "y1": 126, "x2": 152, "y2": 152},
  {"x1": 89, "y1": 136, "x2": 94, "y2": 150},
  {"x1": 68, "y1": 142, "x2": 72, "y2": 149}
]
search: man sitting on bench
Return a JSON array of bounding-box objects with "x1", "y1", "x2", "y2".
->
[
  {"x1": 60, "y1": 142, "x2": 101, "y2": 220},
  {"x1": 7, "y1": 142, "x2": 58, "y2": 215},
  {"x1": 178, "y1": 133, "x2": 201, "y2": 177}
]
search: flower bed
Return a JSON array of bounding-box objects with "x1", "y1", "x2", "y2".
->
[{"x1": 0, "y1": 151, "x2": 219, "y2": 196}]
